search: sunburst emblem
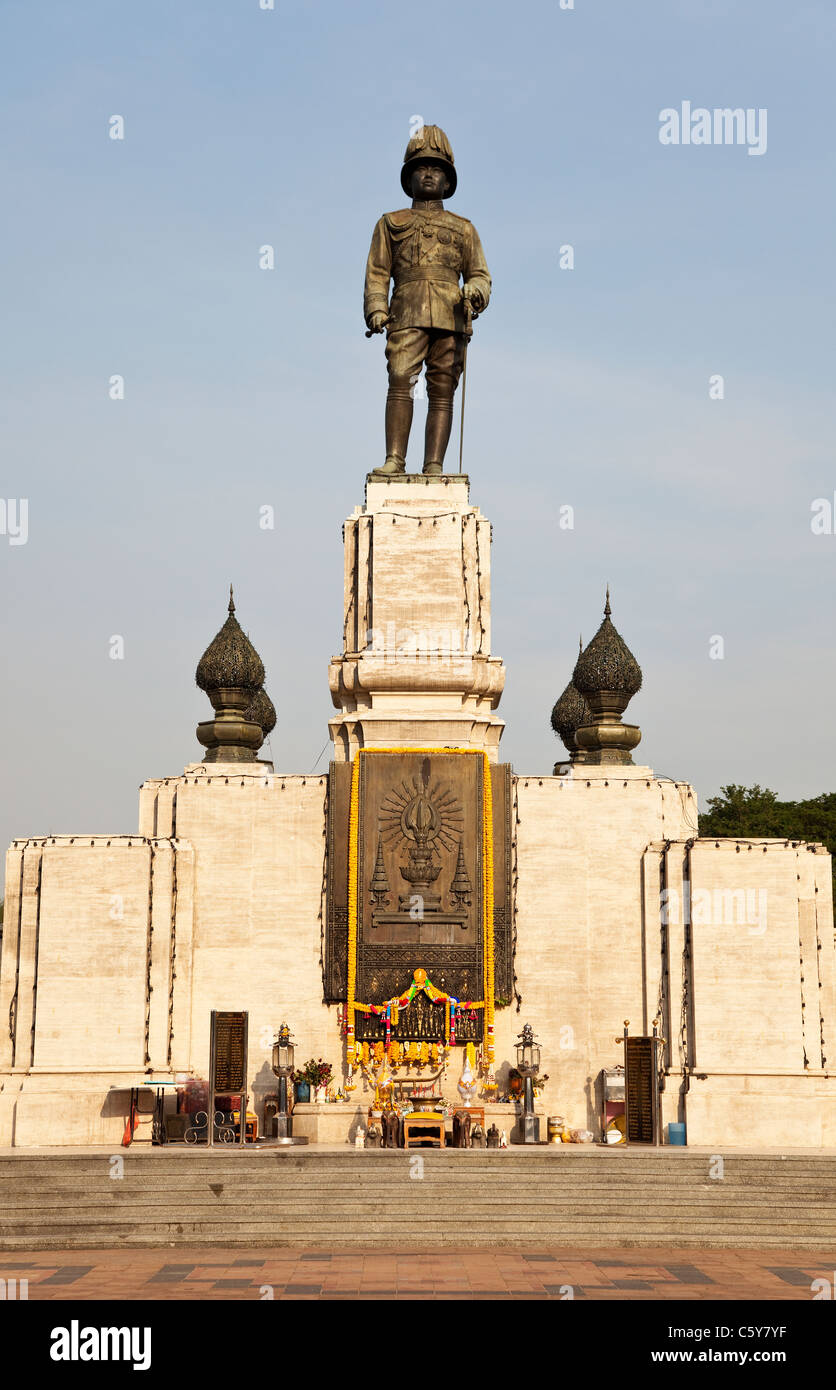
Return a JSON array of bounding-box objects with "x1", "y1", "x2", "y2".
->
[{"x1": 378, "y1": 758, "x2": 463, "y2": 855}]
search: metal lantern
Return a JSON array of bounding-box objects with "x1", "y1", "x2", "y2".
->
[
  {"x1": 514, "y1": 1024, "x2": 542, "y2": 1145},
  {"x1": 271, "y1": 1022, "x2": 296, "y2": 1140},
  {"x1": 515, "y1": 1022, "x2": 541, "y2": 1076},
  {"x1": 272, "y1": 1022, "x2": 295, "y2": 1077}
]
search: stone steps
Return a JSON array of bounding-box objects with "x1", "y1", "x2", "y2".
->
[
  {"x1": 0, "y1": 1149, "x2": 829, "y2": 1164},
  {"x1": 3, "y1": 1216, "x2": 833, "y2": 1232},
  {"x1": 4, "y1": 1163, "x2": 835, "y2": 1181},
  {"x1": 5, "y1": 1205, "x2": 836, "y2": 1226},
  {"x1": 1, "y1": 1209, "x2": 833, "y2": 1228},
  {"x1": 3, "y1": 1150, "x2": 836, "y2": 1248},
  {"x1": 2, "y1": 1156, "x2": 832, "y2": 1171},
  {"x1": 5, "y1": 1188, "x2": 835, "y2": 1202},
  {"x1": 5, "y1": 1165, "x2": 832, "y2": 1182},
  {"x1": 5, "y1": 1178, "x2": 834, "y2": 1196},
  {"x1": 2, "y1": 1230, "x2": 834, "y2": 1249},
  {"x1": 4, "y1": 1185, "x2": 836, "y2": 1205}
]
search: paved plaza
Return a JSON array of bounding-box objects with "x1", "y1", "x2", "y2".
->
[{"x1": 3, "y1": 1246, "x2": 835, "y2": 1300}]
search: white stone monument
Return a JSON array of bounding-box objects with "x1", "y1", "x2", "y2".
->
[{"x1": 0, "y1": 474, "x2": 833, "y2": 1149}]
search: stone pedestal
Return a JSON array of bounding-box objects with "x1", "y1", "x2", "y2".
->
[
  {"x1": 328, "y1": 475, "x2": 505, "y2": 759},
  {"x1": 517, "y1": 1113, "x2": 541, "y2": 1145}
]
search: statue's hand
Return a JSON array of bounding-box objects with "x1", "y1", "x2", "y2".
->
[
  {"x1": 367, "y1": 312, "x2": 390, "y2": 334},
  {"x1": 462, "y1": 284, "x2": 485, "y2": 314}
]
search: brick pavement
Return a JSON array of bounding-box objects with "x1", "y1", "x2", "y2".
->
[{"x1": 2, "y1": 1247, "x2": 835, "y2": 1300}]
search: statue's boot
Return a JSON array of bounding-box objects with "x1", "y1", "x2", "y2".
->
[
  {"x1": 423, "y1": 398, "x2": 454, "y2": 475},
  {"x1": 372, "y1": 389, "x2": 413, "y2": 476}
]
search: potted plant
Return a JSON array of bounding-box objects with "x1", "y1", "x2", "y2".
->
[
  {"x1": 295, "y1": 1058, "x2": 333, "y2": 1104},
  {"x1": 310, "y1": 1058, "x2": 333, "y2": 1102},
  {"x1": 292, "y1": 1068, "x2": 311, "y2": 1104}
]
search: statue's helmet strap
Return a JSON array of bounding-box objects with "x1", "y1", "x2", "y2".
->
[{"x1": 401, "y1": 124, "x2": 457, "y2": 198}]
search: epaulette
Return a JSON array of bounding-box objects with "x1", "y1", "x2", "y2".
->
[{"x1": 383, "y1": 209, "x2": 416, "y2": 229}]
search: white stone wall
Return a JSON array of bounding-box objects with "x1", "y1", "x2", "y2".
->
[
  {"x1": 170, "y1": 769, "x2": 331, "y2": 1103},
  {"x1": 657, "y1": 838, "x2": 836, "y2": 1145},
  {"x1": 507, "y1": 771, "x2": 697, "y2": 1133},
  {"x1": 0, "y1": 835, "x2": 195, "y2": 1144},
  {"x1": 0, "y1": 769, "x2": 331, "y2": 1147}
]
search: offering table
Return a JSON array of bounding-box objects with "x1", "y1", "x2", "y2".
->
[{"x1": 403, "y1": 1112, "x2": 446, "y2": 1149}]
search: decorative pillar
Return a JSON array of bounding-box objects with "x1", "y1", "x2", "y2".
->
[
  {"x1": 328, "y1": 475, "x2": 506, "y2": 759},
  {"x1": 551, "y1": 635, "x2": 593, "y2": 769}
]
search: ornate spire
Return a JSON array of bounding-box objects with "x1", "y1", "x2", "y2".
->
[
  {"x1": 450, "y1": 842, "x2": 473, "y2": 906},
  {"x1": 196, "y1": 585, "x2": 264, "y2": 696},
  {"x1": 195, "y1": 590, "x2": 268, "y2": 763},
  {"x1": 572, "y1": 591, "x2": 642, "y2": 766},
  {"x1": 370, "y1": 840, "x2": 390, "y2": 907},
  {"x1": 244, "y1": 686, "x2": 277, "y2": 744},
  {"x1": 573, "y1": 589, "x2": 642, "y2": 704},
  {"x1": 551, "y1": 635, "x2": 593, "y2": 758}
]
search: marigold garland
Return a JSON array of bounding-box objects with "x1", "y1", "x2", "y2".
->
[
  {"x1": 482, "y1": 750, "x2": 495, "y2": 1064},
  {"x1": 345, "y1": 746, "x2": 496, "y2": 1070},
  {"x1": 345, "y1": 749, "x2": 361, "y2": 1066}
]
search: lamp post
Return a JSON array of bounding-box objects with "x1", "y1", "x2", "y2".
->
[
  {"x1": 271, "y1": 1022, "x2": 296, "y2": 1140},
  {"x1": 515, "y1": 1023, "x2": 542, "y2": 1144}
]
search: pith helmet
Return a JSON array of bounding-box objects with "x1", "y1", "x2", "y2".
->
[{"x1": 400, "y1": 124, "x2": 457, "y2": 198}]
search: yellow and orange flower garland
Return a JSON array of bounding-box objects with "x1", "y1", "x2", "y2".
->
[
  {"x1": 357, "y1": 1039, "x2": 442, "y2": 1069},
  {"x1": 345, "y1": 747, "x2": 495, "y2": 1071},
  {"x1": 354, "y1": 966, "x2": 483, "y2": 1048}
]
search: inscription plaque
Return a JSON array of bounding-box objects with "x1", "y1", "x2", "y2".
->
[
  {"x1": 211, "y1": 1010, "x2": 248, "y2": 1095},
  {"x1": 624, "y1": 1035, "x2": 658, "y2": 1144}
]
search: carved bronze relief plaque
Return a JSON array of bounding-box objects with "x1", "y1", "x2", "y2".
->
[
  {"x1": 361, "y1": 753, "x2": 479, "y2": 941},
  {"x1": 325, "y1": 754, "x2": 514, "y2": 1031},
  {"x1": 359, "y1": 752, "x2": 481, "y2": 1039}
]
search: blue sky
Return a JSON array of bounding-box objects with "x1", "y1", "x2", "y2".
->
[{"x1": 1, "y1": 0, "x2": 835, "y2": 849}]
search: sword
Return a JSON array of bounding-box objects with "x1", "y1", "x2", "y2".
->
[
  {"x1": 458, "y1": 294, "x2": 475, "y2": 474},
  {"x1": 365, "y1": 314, "x2": 391, "y2": 339}
]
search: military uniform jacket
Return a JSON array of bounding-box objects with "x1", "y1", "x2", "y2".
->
[{"x1": 364, "y1": 201, "x2": 491, "y2": 334}]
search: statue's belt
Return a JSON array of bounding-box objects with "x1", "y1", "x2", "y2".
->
[{"x1": 396, "y1": 267, "x2": 461, "y2": 286}]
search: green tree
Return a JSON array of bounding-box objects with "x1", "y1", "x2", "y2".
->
[{"x1": 699, "y1": 785, "x2": 836, "y2": 921}]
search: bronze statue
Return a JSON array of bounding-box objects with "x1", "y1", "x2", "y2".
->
[
  {"x1": 453, "y1": 1110, "x2": 472, "y2": 1149},
  {"x1": 364, "y1": 1121, "x2": 382, "y2": 1149},
  {"x1": 382, "y1": 1110, "x2": 401, "y2": 1148},
  {"x1": 364, "y1": 125, "x2": 491, "y2": 476}
]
